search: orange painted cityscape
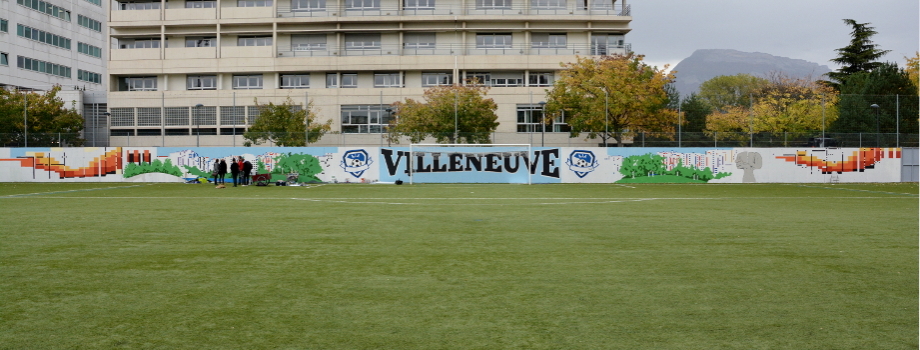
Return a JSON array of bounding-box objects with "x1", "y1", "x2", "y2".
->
[
  {"x1": 0, "y1": 148, "x2": 124, "y2": 178},
  {"x1": 776, "y1": 148, "x2": 901, "y2": 173}
]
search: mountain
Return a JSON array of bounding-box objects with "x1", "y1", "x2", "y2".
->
[{"x1": 670, "y1": 49, "x2": 832, "y2": 97}]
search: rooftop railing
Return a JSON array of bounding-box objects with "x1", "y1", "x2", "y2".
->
[
  {"x1": 277, "y1": 43, "x2": 630, "y2": 57},
  {"x1": 275, "y1": 3, "x2": 629, "y2": 17}
]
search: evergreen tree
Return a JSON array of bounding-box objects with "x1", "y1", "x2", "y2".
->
[
  {"x1": 826, "y1": 19, "x2": 891, "y2": 89},
  {"x1": 831, "y1": 62, "x2": 918, "y2": 134},
  {"x1": 679, "y1": 93, "x2": 712, "y2": 132}
]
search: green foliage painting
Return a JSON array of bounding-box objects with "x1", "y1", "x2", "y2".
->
[
  {"x1": 618, "y1": 154, "x2": 731, "y2": 183},
  {"x1": 123, "y1": 159, "x2": 184, "y2": 178},
  {"x1": 271, "y1": 153, "x2": 324, "y2": 183}
]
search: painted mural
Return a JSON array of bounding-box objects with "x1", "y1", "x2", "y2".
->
[{"x1": 0, "y1": 147, "x2": 905, "y2": 183}]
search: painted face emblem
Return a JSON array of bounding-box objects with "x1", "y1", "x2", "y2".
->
[
  {"x1": 566, "y1": 150, "x2": 598, "y2": 178},
  {"x1": 340, "y1": 149, "x2": 373, "y2": 178}
]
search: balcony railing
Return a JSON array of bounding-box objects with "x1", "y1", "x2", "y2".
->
[
  {"x1": 278, "y1": 43, "x2": 630, "y2": 57},
  {"x1": 276, "y1": 3, "x2": 629, "y2": 17}
]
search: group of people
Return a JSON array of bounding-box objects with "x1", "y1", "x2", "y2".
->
[{"x1": 211, "y1": 157, "x2": 253, "y2": 187}]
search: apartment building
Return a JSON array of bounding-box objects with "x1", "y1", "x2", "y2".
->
[
  {"x1": 1, "y1": 0, "x2": 109, "y2": 145},
  {"x1": 106, "y1": 0, "x2": 631, "y2": 146}
]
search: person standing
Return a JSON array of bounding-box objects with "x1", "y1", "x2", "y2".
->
[
  {"x1": 242, "y1": 158, "x2": 253, "y2": 186},
  {"x1": 211, "y1": 159, "x2": 221, "y2": 184},
  {"x1": 230, "y1": 157, "x2": 240, "y2": 187},
  {"x1": 218, "y1": 159, "x2": 228, "y2": 184}
]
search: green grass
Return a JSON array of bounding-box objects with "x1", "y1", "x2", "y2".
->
[{"x1": 1, "y1": 182, "x2": 917, "y2": 349}]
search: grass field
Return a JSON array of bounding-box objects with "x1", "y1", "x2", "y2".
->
[{"x1": 1, "y1": 182, "x2": 917, "y2": 349}]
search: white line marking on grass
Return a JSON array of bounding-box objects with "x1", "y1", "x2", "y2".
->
[
  {"x1": 793, "y1": 184, "x2": 919, "y2": 197},
  {"x1": 0, "y1": 184, "x2": 149, "y2": 198}
]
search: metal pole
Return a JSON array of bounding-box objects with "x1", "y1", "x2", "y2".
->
[
  {"x1": 821, "y1": 94, "x2": 825, "y2": 144},
  {"x1": 454, "y1": 89, "x2": 458, "y2": 143},
  {"x1": 195, "y1": 103, "x2": 204, "y2": 147},
  {"x1": 896, "y1": 94, "x2": 899, "y2": 148},
  {"x1": 24, "y1": 92, "x2": 28, "y2": 147},
  {"x1": 161, "y1": 92, "x2": 165, "y2": 147},
  {"x1": 604, "y1": 88, "x2": 608, "y2": 147},
  {"x1": 677, "y1": 99, "x2": 681, "y2": 147},
  {"x1": 749, "y1": 93, "x2": 753, "y2": 148},
  {"x1": 233, "y1": 92, "x2": 237, "y2": 147},
  {"x1": 305, "y1": 91, "x2": 310, "y2": 146},
  {"x1": 539, "y1": 101, "x2": 546, "y2": 147},
  {"x1": 870, "y1": 103, "x2": 879, "y2": 148}
]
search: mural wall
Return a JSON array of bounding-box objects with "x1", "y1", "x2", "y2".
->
[{"x1": 0, "y1": 147, "x2": 904, "y2": 183}]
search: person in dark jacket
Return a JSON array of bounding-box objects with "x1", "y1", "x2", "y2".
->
[
  {"x1": 242, "y1": 158, "x2": 253, "y2": 186},
  {"x1": 218, "y1": 159, "x2": 228, "y2": 184},
  {"x1": 230, "y1": 157, "x2": 240, "y2": 187},
  {"x1": 211, "y1": 159, "x2": 221, "y2": 184}
]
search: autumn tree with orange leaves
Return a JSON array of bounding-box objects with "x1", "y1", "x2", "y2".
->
[
  {"x1": 388, "y1": 84, "x2": 499, "y2": 144},
  {"x1": 544, "y1": 53, "x2": 677, "y2": 146}
]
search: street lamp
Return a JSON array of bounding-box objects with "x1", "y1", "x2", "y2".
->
[
  {"x1": 538, "y1": 101, "x2": 547, "y2": 147},
  {"x1": 195, "y1": 103, "x2": 203, "y2": 147},
  {"x1": 870, "y1": 104, "x2": 880, "y2": 147}
]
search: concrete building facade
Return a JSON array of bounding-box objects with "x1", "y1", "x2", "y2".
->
[
  {"x1": 106, "y1": 0, "x2": 631, "y2": 147},
  {"x1": 1, "y1": 0, "x2": 109, "y2": 145}
]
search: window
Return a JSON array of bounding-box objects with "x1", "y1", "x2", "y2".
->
[
  {"x1": 591, "y1": 33, "x2": 624, "y2": 55},
  {"x1": 281, "y1": 74, "x2": 310, "y2": 89},
  {"x1": 531, "y1": 0, "x2": 563, "y2": 8},
  {"x1": 326, "y1": 73, "x2": 338, "y2": 88},
  {"x1": 345, "y1": 0, "x2": 379, "y2": 9},
  {"x1": 186, "y1": 0, "x2": 216, "y2": 7},
  {"x1": 119, "y1": 38, "x2": 160, "y2": 49},
  {"x1": 186, "y1": 37, "x2": 216, "y2": 47},
  {"x1": 238, "y1": 36, "x2": 272, "y2": 46},
  {"x1": 476, "y1": 33, "x2": 512, "y2": 48},
  {"x1": 123, "y1": 77, "x2": 157, "y2": 91},
  {"x1": 531, "y1": 33, "x2": 566, "y2": 48},
  {"x1": 344, "y1": 33, "x2": 380, "y2": 50},
  {"x1": 422, "y1": 72, "x2": 452, "y2": 86},
  {"x1": 528, "y1": 72, "x2": 554, "y2": 86},
  {"x1": 17, "y1": 56, "x2": 71, "y2": 78},
  {"x1": 17, "y1": 0, "x2": 71, "y2": 21},
  {"x1": 1, "y1": 19, "x2": 7, "y2": 33},
  {"x1": 291, "y1": 34, "x2": 326, "y2": 51},
  {"x1": 292, "y1": 0, "x2": 325, "y2": 11},
  {"x1": 233, "y1": 75, "x2": 263, "y2": 89},
  {"x1": 465, "y1": 72, "x2": 490, "y2": 85},
  {"x1": 1, "y1": 53, "x2": 8, "y2": 66},
  {"x1": 341, "y1": 73, "x2": 358, "y2": 88},
  {"x1": 77, "y1": 15, "x2": 102, "y2": 32},
  {"x1": 187, "y1": 75, "x2": 217, "y2": 90},
  {"x1": 84, "y1": 0, "x2": 102, "y2": 6},
  {"x1": 374, "y1": 73, "x2": 402, "y2": 88},
  {"x1": 403, "y1": 33, "x2": 436, "y2": 49},
  {"x1": 119, "y1": 1, "x2": 160, "y2": 10},
  {"x1": 341, "y1": 105, "x2": 390, "y2": 134},
  {"x1": 403, "y1": 0, "x2": 433, "y2": 9},
  {"x1": 517, "y1": 105, "x2": 569, "y2": 132},
  {"x1": 476, "y1": 0, "x2": 510, "y2": 9},
  {"x1": 78, "y1": 69, "x2": 102, "y2": 84},
  {"x1": 221, "y1": 106, "x2": 246, "y2": 125},
  {"x1": 78, "y1": 42, "x2": 103, "y2": 58},
  {"x1": 238, "y1": 0, "x2": 272, "y2": 6},
  {"x1": 17, "y1": 24, "x2": 72, "y2": 50}
]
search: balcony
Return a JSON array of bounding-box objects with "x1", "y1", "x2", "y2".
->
[
  {"x1": 276, "y1": 3, "x2": 630, "y2": 18},
  {"x1": 277, "y1": 43, "x2": 630, "y2": 58}
]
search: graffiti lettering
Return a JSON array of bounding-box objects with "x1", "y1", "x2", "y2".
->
[{"x1": 381, "y1": 149, "x2": 560, "y2": 178}]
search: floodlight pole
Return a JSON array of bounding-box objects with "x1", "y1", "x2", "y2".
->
[
  {"x1": 100, "y1": 112, "x2": 112, "y2": 147},
  {"x1": 454, "y1": 89, "x2": 458, "y2": 143},
  {"x1": 602, "y1": 87, "x2": 608, "y2": 147},
  {"x1": 539, "y1": 101, "x2": 547, "y2": 147},
  {"x1": 24, "y1": 93, "x2": 28, "y2": 147}
]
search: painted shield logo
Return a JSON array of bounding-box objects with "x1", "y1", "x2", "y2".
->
[
  {"x1": 341, "y1": 149, "x2": 373, "y2": 178},
  {"x1": 566, "y1": 150, "x2": 598, "y2": 178}
]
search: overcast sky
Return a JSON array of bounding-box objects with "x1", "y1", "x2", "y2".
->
[{"x1": 628, "y1": 0, "x2": 920, "y2": 72}]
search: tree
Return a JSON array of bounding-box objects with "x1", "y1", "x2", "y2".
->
[
  {"x1": 545, "y1": 53, "x2": 676, "y2": 147},
  {"x1": 242, "y1": 97, "x2": 331, "y2": 147},
  {"x1": 678, "y1": 93, "x2": 712, "y2": 133},
  {"x1": 0, "y1": 86, "x2": 85, "y2": 147},
  {"x1": 387, "y1": 84, "x2": 499, "y2": 144},
  {"x1": 825, "y1": 19, "x2": 891, "y2": 89},
  {"x1": 905, "y1": 52, "x2": 919, "y2": 94},
  {"x1": 697, "y1": 74, "x2": 769, "y2": 112},
  {"x1": 831, "y1": 62, "x2": 918, "y2": 134},
  {"x1": 705, "y1": 74, "x2": 838, "y2": 139}
]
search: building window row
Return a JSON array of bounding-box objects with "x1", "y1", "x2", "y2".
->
[
  {"x1": 78, "y1": 70, "x2": 102, "y2": 84},
  {"x1": 17, "y1": 24, "x2": 72, "y2": 50},
  {"x1": 119, "y1": 38, "x2": 160, "y2": 49},
  {"x1": 186, "y1": 0, "x2": 217, "y2": 8},
  {"x1": 238, "y1": 0, "x2": 273, "y2": 7},
  {"x1": 119, "y1": 1, "x2": 160, "y2": 10},
  {"x1": 116, "y1": 71, "x2": 555, "y2": 91},
  {"x1": 17, "y1": 56, "x2": 72, "y2": 78},
  {"x1": 84, "y1": 0, "x2": 102, "y2": 6},
  {"x1": 341, "y1": 105, "x2": 390, "y2": 134},
  {"x1": 16, "y1": 0, "x2": 71, "y2": 21},
  {"x1": 77, "y1": 15, "x2": 102, "y2": 32},
  {"x1": 516, "y1": 105, "x2": 569, "y2": 133},
  {"x1": 78, "y1": 42, "x2": 103, "y2": 58}
]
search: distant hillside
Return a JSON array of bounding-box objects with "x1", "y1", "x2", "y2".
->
[{"x1": 671, "y1": 49, "x2": 832, "y2": 97}]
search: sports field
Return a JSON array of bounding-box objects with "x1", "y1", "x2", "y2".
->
[{"x1": 1, "y1": 182, "x2": 917, "y2": 349}]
